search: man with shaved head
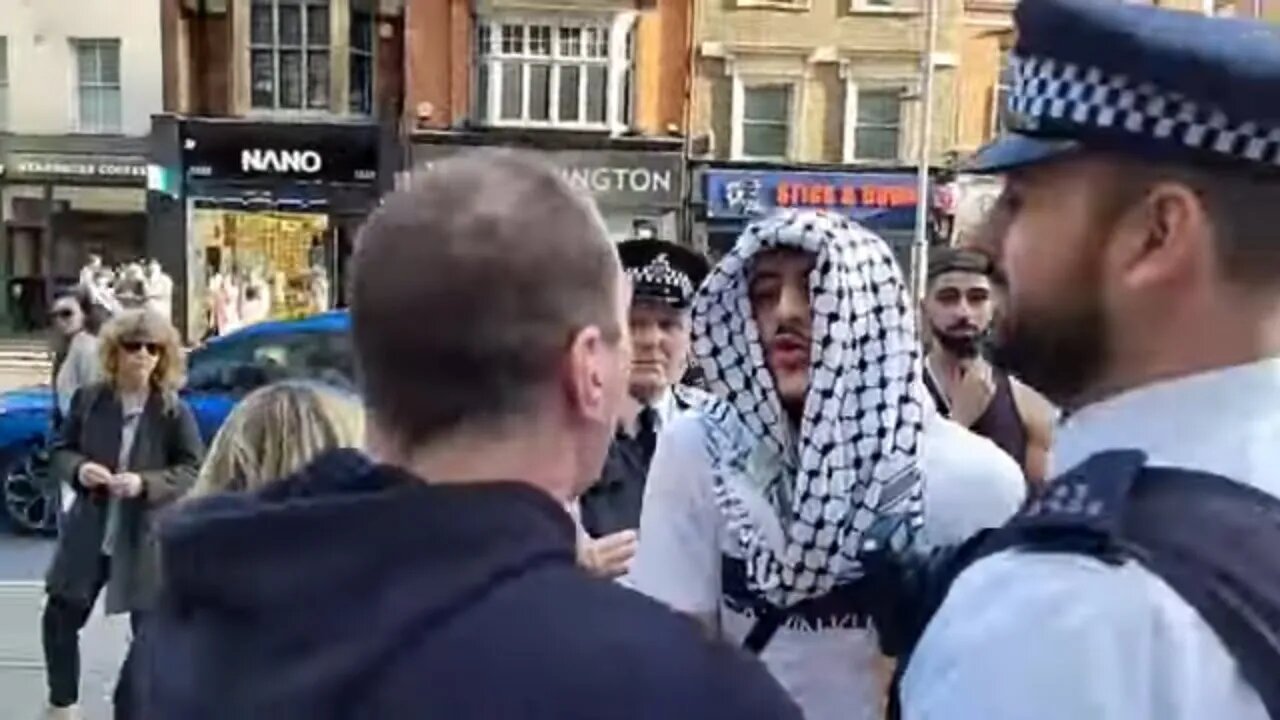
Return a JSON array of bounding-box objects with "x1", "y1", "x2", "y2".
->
[{"x1": 130, "y1": 151, "x2": 799, "y2": 720}]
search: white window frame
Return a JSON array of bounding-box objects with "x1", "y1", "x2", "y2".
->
[
  {"x1": 849, "y1": 0, "x2": 919, "y2": 14},
  {"x1": 0, "y1": 37, "x2": 8, "y2": 132},
  {"x1": 73, "y1": 39, "x2": 123, "y2": 134},
  {"x1": 734, "y1": 0, "x2": 811, "y2": 11},
  {"x1": 348, "y1": 2, "x2": 376, "y2": 115},
  {"x1": 473, "y1": 13, "x2": 637, "y2": 133},
  {"x1": 248, "y1": 0, "x2": 333, "y2": 113},
  {"x1": 989, "y1": 51, "x2": 1013, "y2": 136},
  {"x1": 842, "y1": 77, "x2": 909, "y2": 164},
  {"x1": 731, "y1": 74, "x2": 802, "y2": 161}
]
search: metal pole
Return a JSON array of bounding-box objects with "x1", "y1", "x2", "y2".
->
[{"x1": 911, "y1": 0, "x2": 940, "y2": 303}]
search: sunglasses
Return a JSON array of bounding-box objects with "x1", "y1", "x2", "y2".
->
[{"x1": 121, "y1": 341, "x2": 162, "y2": 356}]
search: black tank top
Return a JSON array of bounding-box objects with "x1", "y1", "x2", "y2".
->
[{"x1": 926, "y1": 367, "x2": 1029, "y2": 468}]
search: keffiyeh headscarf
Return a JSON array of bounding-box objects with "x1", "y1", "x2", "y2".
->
[{"x1": 690, "y1": 210, "x2": 925, "y2": 608}]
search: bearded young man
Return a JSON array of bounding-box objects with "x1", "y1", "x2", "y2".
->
[
  {"x1": 628, "y1": 210, "x2": 1026, "y2": 720},
  {"x1": 896, "y1": 1, "x2": 1280, "y2": 718},
  {"x1": 922, "y1": 248, "x2": 1055, "y2": 487}
]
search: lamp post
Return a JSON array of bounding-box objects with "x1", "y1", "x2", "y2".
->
[{"x1": 910, "y1": 0, "x2": 941, "y2": 303}]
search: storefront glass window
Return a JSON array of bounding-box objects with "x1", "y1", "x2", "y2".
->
[
  {"x1": 854, "y1": 88, "x2": 902, "y2": 161},
  {"x1": 474, "y1": 17, "x2": 632, "y2": 130},
  {"x1": 74, "y1": 39, "x2": 122, "y2": 134},
  {"x1": 742, "y1": 85, "x2": 791, "y2": 159},
  {"x1": 191, "y1": 208, "x2": 336, "y2": 338},
  {"x1": 349, "y1": 7, "x2": 374, "y2": 114},
  {"x1": 250, "y1": 0, "x2": 333, "y2": 112}
]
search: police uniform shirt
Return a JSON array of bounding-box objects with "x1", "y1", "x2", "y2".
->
[
  {"x1": 642, "y1": 388, "x2": 680, "y2": 431},
  {"x1": 902, "y1": 360, "x2": 1279, "y2": 719}
]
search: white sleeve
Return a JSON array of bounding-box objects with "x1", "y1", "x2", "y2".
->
[
  {"x1": 902, "y1": 551, "x2": 1270, "y2": 720},
  {"x1": 627, "y1": 413, "x2": 721, "y2": 617},
  {"x1": 920, "y1": 414, "x2": 1026, "y2": 548}
]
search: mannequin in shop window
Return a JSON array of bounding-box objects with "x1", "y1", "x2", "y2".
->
[
  {"x1": 240, "y1": 269, "x2": 271, "y2": 327},
  {"x1": 308, "y1": 266, "x2": 331, "y2": 314},
  {"x1": 208, "y1": 267, "x2": 241, "y2": 338}
]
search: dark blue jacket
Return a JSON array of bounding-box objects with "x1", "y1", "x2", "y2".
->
[{"x1": 129, "y1": 450, "x2": 800, "y2": 720}]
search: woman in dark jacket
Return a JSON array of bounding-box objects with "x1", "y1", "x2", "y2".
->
[{"x1": 41, "y1": 308, "x2": 203, "y2": 719}]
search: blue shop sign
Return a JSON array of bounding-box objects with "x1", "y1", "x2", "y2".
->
[{"x1": 704, "y1": 169, "x2": 920, "y2": 230}]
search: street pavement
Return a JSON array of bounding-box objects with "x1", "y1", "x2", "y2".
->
[{"x1": 0, "y1": 345, "x2": 128, "y2": 720}]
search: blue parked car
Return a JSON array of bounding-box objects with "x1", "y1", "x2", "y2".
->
[{"x1": 0, "y1": 311, "x2": 354, "y2": 534}]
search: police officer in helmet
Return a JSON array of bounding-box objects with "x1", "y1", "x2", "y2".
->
[{"x1": 576, "y1": 238, "x2": 710, "y2": 547}]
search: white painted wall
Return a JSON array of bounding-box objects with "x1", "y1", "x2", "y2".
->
[{"x1": 0, "y1": 0, "x2": 163, "y2": 136}]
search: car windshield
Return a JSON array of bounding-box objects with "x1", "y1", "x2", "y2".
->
[{"x1": 186, "y1": 329, "x2": 354, "y2": 394}]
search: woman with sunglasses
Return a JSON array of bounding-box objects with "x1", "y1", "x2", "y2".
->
[{"x1": 40, "y1": 309, "x2": 203, "y2": 720}]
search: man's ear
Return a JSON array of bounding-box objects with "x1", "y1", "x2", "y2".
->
[
  {"x1": 564, "y1": 325, "x2": 609, "y2": 423},
  {"x1": 1113, "y1": 182, "x2": 1204, "y2": 291}
]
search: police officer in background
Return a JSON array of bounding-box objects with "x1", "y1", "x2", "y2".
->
[
  {"x1": 899, "y1": 0, "x2": 1280, "y2": 718},
  {"x1": 578, "y1": 240, "x2": 709, "y2": 542}
]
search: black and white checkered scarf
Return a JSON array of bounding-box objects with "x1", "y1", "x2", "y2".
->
[{"x1": 690, "y1": 210, "x2": 925, "y2": 607}]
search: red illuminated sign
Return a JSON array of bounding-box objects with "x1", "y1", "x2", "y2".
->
[{"x1": 775, "y1": 181, "x2": 918, "y2": 209}]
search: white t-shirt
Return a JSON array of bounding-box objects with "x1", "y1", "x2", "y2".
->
[{"x1": 628, "y1": 409, "x2": 1025, "y2": 720}]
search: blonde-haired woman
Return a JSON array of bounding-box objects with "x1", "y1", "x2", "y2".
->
[
  {"x1": 114, "y1": 380, "x2": 364, "y2": 720},
  {"x1": 42, "y1": 309, "x2": 202, "y2": 719},
  {"x1": 190, "y1": 380, "x2": 364, "y2": 497}
]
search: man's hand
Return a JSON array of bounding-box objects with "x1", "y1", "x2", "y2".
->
[
  {"x1": 949, "y1": 361, "x2": 997, "y2": 427},
  {"x1": 579, "y1": 529, "x2": 639, "y2": 579},
  {"x1": 109, "y1": 472, "x2": 145, "y2": 499},
  {"x1": 77, "y1": 462, "x2": 113, "y2": 489}
]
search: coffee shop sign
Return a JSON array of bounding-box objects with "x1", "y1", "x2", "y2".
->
[
  {"x1": 559, "y1": 166, "x2": 673, "y2": 196},
  {"x1": 12, "y1": 157, "x2": 146, "y2": 180}
]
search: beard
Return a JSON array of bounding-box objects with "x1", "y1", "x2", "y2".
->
[
  {"x1": 931, "y1": 325, "x2": 986, "y2": 359},
  {"x1": 990, "y1": 291, "x2": 1108, "y2": 410}
]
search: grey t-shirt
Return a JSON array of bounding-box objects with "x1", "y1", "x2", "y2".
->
[{"x1": 102, "y1": 395, "x2": 145, "y2": 556}]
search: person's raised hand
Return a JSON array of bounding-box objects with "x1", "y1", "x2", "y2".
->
[{"x1": 580, "y1": 529, "x2": 639, "y2": 579}]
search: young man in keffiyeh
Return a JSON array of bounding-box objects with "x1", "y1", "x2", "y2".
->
[{"x1": 628, "y1": 209, "x2": 1026, "y2": 720}]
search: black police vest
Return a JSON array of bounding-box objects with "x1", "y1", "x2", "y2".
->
[{"x1": 876, "y1": 450, "x2": 1280, "y2": 719}]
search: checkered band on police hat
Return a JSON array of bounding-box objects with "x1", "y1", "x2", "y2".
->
[
  {"x1": 1008, "y1": 52, "x2": 1280, "y2": 167},
  {"x1": 627, "y1": 253, "x2": 695, "y2": 302}
]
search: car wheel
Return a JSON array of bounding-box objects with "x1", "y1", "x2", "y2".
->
[{"x1": 2, "y1": 445, "x2": 58, "y2": 536}]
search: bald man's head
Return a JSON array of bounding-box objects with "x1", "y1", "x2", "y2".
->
[{"x1": 351, "y1": 150, "x2": 624, "y2": 448}]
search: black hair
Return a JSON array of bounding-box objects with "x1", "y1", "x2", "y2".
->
[
  {"x1": 52, "y1": 287, "x2": 101, "y2": 335},
  {"x1": 927, "y1": 247, "x2": 996, "y2": 283}
]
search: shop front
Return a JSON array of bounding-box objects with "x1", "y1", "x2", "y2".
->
[
  {"x1": 148, "y1": 116, "x2": 381, "y2": 341},
  {"x1": 693, "y1": 164, "x2": 923, "y2": 271},
  {"x1": 0, "y1": 135, "x2": 149, "y2": 331},
  {"x1": 410, "y1": 132, "x2": 685, "y2": 244}
]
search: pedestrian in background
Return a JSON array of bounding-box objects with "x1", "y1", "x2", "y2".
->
[
  {"x1": 137, "y1": 151, "x2": 800, "y2": 720},
  {"x1": 41, "y1": 309, "x2": 203, "y2": 720},
  {"x1": 49, "y1": 289, "x2": 102, "y2": 433}
]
